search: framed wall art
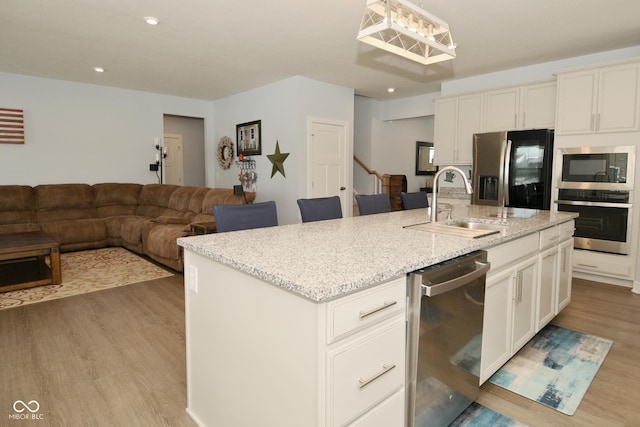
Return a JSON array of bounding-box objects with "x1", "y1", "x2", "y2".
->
[
  {"x1": 415, "y1": 141, "x2": 438, "y2": 175},
  {"x1": 236, "y1": 120, "x2": 261, "y2": 156},
  {"x1": 0, "y1": 108, "x2": 25, "y2": 144}
]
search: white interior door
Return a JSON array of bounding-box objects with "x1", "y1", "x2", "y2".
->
[
  {"x1": 308, "y1": 118, "x2": 349, "y2": 215},
  {"x1": 164, "y1": 133, "x2": 184, "y2": 185}
]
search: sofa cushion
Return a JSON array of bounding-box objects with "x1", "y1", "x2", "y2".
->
[
  {"x1": 155, "y1": 215, "x2": 191, "y2": 225},
  {"x1": 0, "y1": 185, "x2": 38, "y2": 225},
  {"x1": 167, "y1": 186, "x2": 199, "y2": 213},
  {"x1": 200, "y1": 188, "x2": 245, "y2": 214},
  {"x1": 0, "y1": 223, "x2": 42, "y2": 234},
  {"x1": 36, "y1": 184, "x2": 98, "y2": 222},
  {"x1": 144, "y1": 223, "x2": 190, "y2": 261},
  {"x1": 187, "y1": 188, "x2": 212, "y2": 213},
  {"x1": 94, "y1": 183, "x2": 142, "y2": 217},
  {"x1": 120, "y1": 216, "x2": 156, "y2": 253},
  {"x1": 136, "y1": 184, "x2": 181, "y2": 217},
  {"x1": 39, "y1": 218, "x2": 108, "y2": 251}
]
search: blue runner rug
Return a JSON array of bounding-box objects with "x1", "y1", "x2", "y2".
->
[
  {"x1": 450, "y1": 402, "x2": 527, "y2": 426},
  {"x1": 488, "y1": 324, "x2": 613, "y2": 415}
]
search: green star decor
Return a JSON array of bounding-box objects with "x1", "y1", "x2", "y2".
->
[{"x1": 267, "y1": 140, "x2": 290, "y2": 178}]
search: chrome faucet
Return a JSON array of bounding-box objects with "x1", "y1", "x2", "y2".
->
[{"x1": 431, "y1": 166, "x2": 473, "y2": 222}]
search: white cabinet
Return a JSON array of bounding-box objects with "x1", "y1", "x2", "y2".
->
[
  {"x1": 480, "y1": 221, "x2": 574, "y2": 384},
  {"x1": 536, "y1": 221, "x2": 575, "y2": 330},
  {"x1": 326, "y1": 278, "x2": 407, "y2": 426},
  {"x1": 509, "y1": 256, "x2": 538, "y2": 352},
  {"x1": 557, "y1": 238, "x2": 573, "y2": 312},
  {"x1": 434, "y1": 80, "x2": 556, "y2": 166},
  {"x1": 481, "y1": 265, "x2": 513, "y2": 382},
  {"x1": 434, "y1": 94, "x2": 483, "y2": 165},
  {"x1": 481, "y1": 233, "x2": 538, "y2": 384},
  {"x1": 485, "y1": 81, "x2": 557, "y2": 131},
  {"x1": 556, "y1": 59, "x2": 640, "y2": 135},
  {"x1": 484, "y1": 87, "x2": 519, "y2": 131},
  {"x1": 537, "y1": 245, "x2": 559, "y2": 330},
  {"x1": 184, "y1": 250, "x2": 407, "y2": 427},
  {"x1": 520, "y1": 81, "x2": 558, "y2": 129}
]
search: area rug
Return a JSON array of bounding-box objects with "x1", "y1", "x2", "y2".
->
[
  {"x1": 489, "y1": 324, "x2": 613, "y2": 415},
  {"x1": 0, "y1": 247, "x2": 174, "y2": 310},
  {"x1": 450, "y1": 402, "x2": 528, "y2": 427}
]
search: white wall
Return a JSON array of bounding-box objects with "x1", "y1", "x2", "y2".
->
[
  {"x1": 212, "y1": 76, "x2": 354, "y2": 225},
  {"x1": 375, "y1": 117, "x2": 434, "y2": 192},
  {"x1": 354, "y1": 96, "x2": 435, "y2": 194},
  {"x1": 354, "y1": 96, "x2": 380, "y2": 195},
  {"x1": 0, "y1": 72, "x2": 212, "y2": 186}
]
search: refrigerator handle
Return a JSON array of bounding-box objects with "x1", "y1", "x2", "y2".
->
[{"x1": 503, "y1": 139, "x2": 512, "y2": 206}]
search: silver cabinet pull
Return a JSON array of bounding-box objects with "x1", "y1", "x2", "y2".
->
[
  {"x1": 359, "y1": 300, "x2": 397, "y2": 319},
  {"x1": 577, "y1": 263, "x2": 598, "y2": 269},
  {"x1": 358, "y1": 364, "x2": 396, "y2": 389}
]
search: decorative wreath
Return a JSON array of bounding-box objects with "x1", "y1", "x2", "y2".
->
[{"x1": 216, "y1": 136, "x2": 234, "y2": 169}]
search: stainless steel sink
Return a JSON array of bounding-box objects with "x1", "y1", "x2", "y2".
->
[
  {"x1": 404, "y1": 220, "x2": 506, "y2": 238},
  {"x1": 447, "y1": 220, "x2": 507, "y2": 232}
]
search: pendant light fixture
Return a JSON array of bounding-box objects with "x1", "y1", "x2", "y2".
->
[{"x1": 357, "y1": 0, "x2": 456, "y2": 65}]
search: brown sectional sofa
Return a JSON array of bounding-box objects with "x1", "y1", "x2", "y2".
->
[{"x1": 0, "y1": 183, "x2": 246, "y2": 272}]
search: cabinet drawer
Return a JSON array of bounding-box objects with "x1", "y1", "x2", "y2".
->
[
  {"x1": 327, "y1": 277, "x2": 406, "y2": 344},
  {"x1": 487, "y1": 233, "x2": 538, "y2": 273},
  {"x1": 539, "y1": 226, "x2": 560, "y2": 250},
  {"x1": 328, "y1": 319, "x2": 406, "y2": 427},
  {"x1": 573, "y1": 253, "x2": 632, "y2": 278},
  {"x1": 559, "y1": 220, "x2": 575, "y2": 241},
  {"x1": 347, "y1": 389, "x2": 405, "y2": 427}
]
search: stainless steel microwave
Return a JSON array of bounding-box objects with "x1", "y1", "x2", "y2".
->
[{"x1": 557, "y1": 145, "x2": 636, "y2": 191}]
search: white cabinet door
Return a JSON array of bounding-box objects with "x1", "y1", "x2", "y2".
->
[
  {"x1": 597, "y1": 62, "x2": 640, "y2": 133},
  {"x1": 520, "y1": 81, "x2": 557, "y2": 129},
  {"x1": 456, "y1": 94, "x2": 484, "y2": 164},
  {"x1": 484, "y1": 87, "x2": 519, "y2": 132},
  {"x1": 537, "y1": 246, "x2": 558, "y2": 331},
  {"x1": 480, "y1": 266, "x2": 513, "y2": 384},
  {"x1": 511, "y1": 256, "x2": 538, "y2": 353},
  {"x1": 556, "y1": 70, "x2": 598, "y2": 135},
  {"x1": 556, "y1": 60, "x2": 640, "y2": 135},
  {"x1": 434, "y1": 97, "x2": 458, "y2": 164},
  {"x1": 556, "y1": 238, "x2": 573, "y2": 313}
]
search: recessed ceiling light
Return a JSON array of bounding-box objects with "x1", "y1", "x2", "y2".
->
[
  {"x1": 144, "y1": 17, "x2": 159, "y2": 25},
  {"x1": 93, "y1": 67, "x2": 105, "y2": 73},
  {"x1": 387, "y1": 88, "x2": 395, "y2": 93}
]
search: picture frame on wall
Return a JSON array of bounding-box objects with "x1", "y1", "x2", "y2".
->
[
  {"x1": 236, "y1": 120, "x2": 262, "y2": 156},
  {"x1": 415, "y1": 141, "x2": 438, "y2": 175}
]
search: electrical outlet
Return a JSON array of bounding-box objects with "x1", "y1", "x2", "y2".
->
[{"x1": 189, "y1": 265, "x2": 198, "y2": 293}]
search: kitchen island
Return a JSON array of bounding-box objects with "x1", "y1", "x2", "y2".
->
[{"x1": 178, "y1": 205, "x2": 576, "y2": 427}]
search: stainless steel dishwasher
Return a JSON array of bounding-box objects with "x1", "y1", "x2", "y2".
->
[{"x1": 406, "y1": 250, "x2": 490, "y2": 427}]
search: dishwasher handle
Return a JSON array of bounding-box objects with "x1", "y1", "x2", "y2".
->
[{"x1": 421, "y1": 260, "x2": 490, "y2": 297}]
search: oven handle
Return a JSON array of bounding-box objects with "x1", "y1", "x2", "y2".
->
[{"x1": 555, "y1": 200, "x2": 632, "y2": 208}]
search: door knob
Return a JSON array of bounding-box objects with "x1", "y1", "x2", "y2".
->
[{"x1": 340, "y1": 186, "x2": 346, "y2": 191}]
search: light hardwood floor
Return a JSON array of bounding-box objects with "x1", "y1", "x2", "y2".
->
[
  {"x1": 478, "y1": 278, "x2": 640, "y2": 427},
  {"x1": 1, "y1": 275, "x2": 638, "y2": 426},
  {"x1": 0, "y1": 274, "x2": 196, "y2": 427}
]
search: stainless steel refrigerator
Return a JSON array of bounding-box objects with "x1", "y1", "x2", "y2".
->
[{"x1": 472, "y1": 129, "x2": 554, "y2": 210}]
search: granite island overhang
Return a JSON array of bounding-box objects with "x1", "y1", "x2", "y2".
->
[{"x1": 177, "y1": 205, "x2": 578, "y2": 302}]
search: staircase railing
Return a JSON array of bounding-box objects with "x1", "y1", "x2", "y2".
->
[{"x1": 354, "y1": 155, "x2": 383, "y2": 194}]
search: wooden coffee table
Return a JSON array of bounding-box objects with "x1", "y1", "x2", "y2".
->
[{"x1": 0, "y1": 231, "x2": 62, "y2": 292}]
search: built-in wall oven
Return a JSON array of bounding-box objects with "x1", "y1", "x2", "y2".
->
[{"x1": 555, "y1": 146, "x2": 636, "y2": 255}]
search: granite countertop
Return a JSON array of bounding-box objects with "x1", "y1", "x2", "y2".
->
[{"x1": 178, "y1": 205, "x2": 577, "y2": 303}]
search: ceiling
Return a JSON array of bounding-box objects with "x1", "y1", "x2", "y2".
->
[{"x1": 1, "y1": 0, "x2": 639, "y2": 101}]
